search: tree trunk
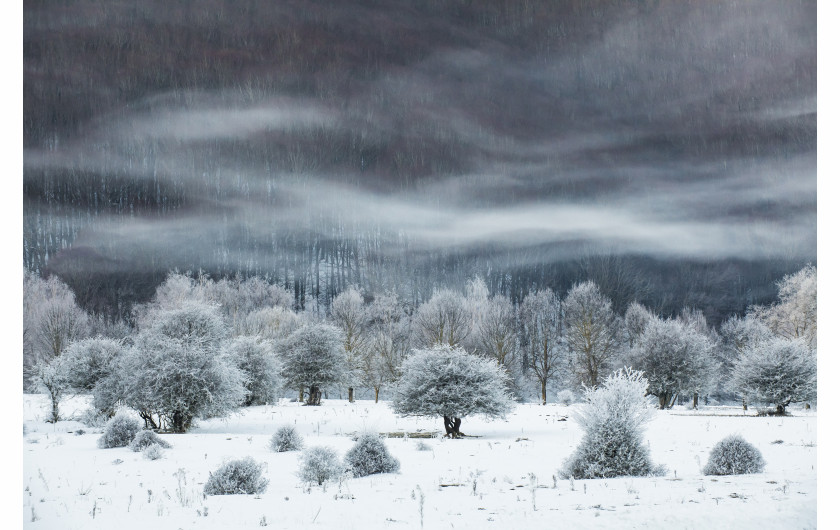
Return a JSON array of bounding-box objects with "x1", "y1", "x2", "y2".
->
[
  {"x1": 776, "y1": 404, "x2": 786, "y2": 416},
  {"x1": 348, "y1": 387, "x2": 354, "y2": 403},
  {"x1": 305, "y1": 385, "x2": 321, "y2": 406},
  {"x1": 443, "y1": 415, "x2": 463, "y2": 438},
  {"x1": 692, "y1": 392, "x2": 699, "y2": 410},
  {"x1": 172, "y1": 410, "x2": 188, "y2": 433},
  {"x1": 658, "y1": 394, "x2": 668, "y2": 410},
  {"x1": 668, "y1": 393, "x2": 678, "y2": 409},
  {"x1": 742, "y1": 396, "x2": 748, "y2": 411},
  {"x1": 541, "y1": 380, "x2": 547, "y2": 406},
  {"x1": 374, "y1": 387, "x2": 380, "y2": 404},
  {"x1": 299, "y1": 386, "x2": 304, "y2": 403}
]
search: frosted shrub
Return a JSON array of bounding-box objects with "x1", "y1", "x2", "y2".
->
[
  {"x1": 345, "y1": 433, "x2": 400, "y2": 477},
  {"x1": 129, "y1": 430, "x2": 172, "y2": 452},
  {"x1": 269, "y1": 425, "x2": 303, "y2": 452},
  {"x1": 298, "y1": 446, "x2": 344, "y2": 486},
  {"x1": 562, "y1": 368, "x2": 663, "y2": 479},
  {"x1": 98, "y1": 413, "x2": 142, "y2": 449},
  {"x1": 78, "y1": 407, "x2": 109, "y2": 428},
  {"x1": 143, "y1": 444, "x2": 164, "y2": 461},
  {"x1": 203, "y1": 457, "x2": 269, "y2": 495},
  {"x1": 702, "y1": 435, "x2": 765, "y2": 475},
  {"x1": 557, "y1": 389, "x2": 575, "y2": 406}
]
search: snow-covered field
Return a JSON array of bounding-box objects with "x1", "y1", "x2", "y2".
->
[{"x1": 22, "y1": 395, "x2": 816, "y2": 529}]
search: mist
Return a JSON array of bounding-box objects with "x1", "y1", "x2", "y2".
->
[{"x1": 23, "y1": 0, "x2": 816, "y2": 320}]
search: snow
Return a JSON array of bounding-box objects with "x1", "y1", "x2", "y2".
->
[{"x1": 23, "y1": 395, "x2": 816, "y2": 529}]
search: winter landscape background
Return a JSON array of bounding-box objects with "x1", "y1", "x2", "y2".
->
[{"x1": 19, "y1": 1, "x2": 825, "y2": 528}]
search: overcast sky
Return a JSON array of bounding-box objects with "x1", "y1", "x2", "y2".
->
[{"x1": 23, "y1": 0, "x2": 816, "y2": 271}]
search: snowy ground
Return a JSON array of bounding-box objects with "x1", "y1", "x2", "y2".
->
[{"x1": 22, "y1": 395, "x2": 816, "y2": 529}]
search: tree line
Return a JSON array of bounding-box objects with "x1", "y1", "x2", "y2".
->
[{"x1": 26, "y1": 264, "x2": 816, "y2": 430}]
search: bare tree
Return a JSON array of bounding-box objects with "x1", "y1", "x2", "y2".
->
[
  {"x1": 520, "y1": 288, "x2": 564, "y2": 405},
  {"x1": 331, "y1": 286, "x2": 368, "y2": 402},
  {"x1": 415, "y1": 289, "x2": 471, "y2": 348},
  {"x1": 749, "y1": 265, "x2": 816, "y2": 349},
  {"x1": 561, "y1": 281, "x2": 623, "y2": 388}
]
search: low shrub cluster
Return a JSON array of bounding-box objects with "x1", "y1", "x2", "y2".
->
[
  {"x1": 269, "y1": 425, "x2": 303, "y2": 452},
  {"x1": 204, "y1": 457, "x2": 269, "y2": 495},
  {"x1": 98, "y1": 414, "x2": 142, "y2": 449},
  {"x1": 129, "y1": 430, "x2": 172, "y2": 452},
  {"x1": 345, "y1": 433, "x2": 400, "y2": 477}
]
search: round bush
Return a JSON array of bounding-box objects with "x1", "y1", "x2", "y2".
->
[
  {"x1": 557, "y1": 389, "x2": 575, "y2": 406},
  {"x1": 129, "y1": 430, "x2": 172, "y2": 452},
  {"x1": 703, "y1": 435, "x2": 765, "y2": 475},
  {"x1": 298, "y1": 446, "x2": 344, "y2": 486},
  {"x1": 345, "y1": 433, "x2": 400, "y2": 477},
  {"x1": 204, "y1": 457, "x2": 269, "y2": 495},
  {"x1": 98, "y1": 413, "x2": 142, "y2": 449},
  {"x1": 269, "y1": 425, "x2": 303, "y2": 452},
  {"x1": 143, "y1": 444, "x2": 164, "y2": 461}
]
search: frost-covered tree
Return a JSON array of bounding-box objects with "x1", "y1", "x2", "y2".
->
[
  {"x1": 243, "y1": 306, "x2": 302, "y2": 343},
  {"x1": 520, "y1": 288, "x2": 564, "y2": 405},
  {"x1": 718, "y1": 315, "x2": 773, "y2": 407},
  {"x1": 61, "y1": 337, "x2": 124, "y2": 393},
  {"x1": 390, "y1": 345, "x2": 513, "y2": 438},
  {"x1": 628, "y1": 318, "x2": 715, "y2": 409},
  {"x1": 561, "y1": 281, "x2": 623, "y2": 388},
  {"x1": 362, "y1": 291, "x2": 410, "y2": 402},
  {"x1": 120, "y1": 302, "x2": 245, "y2": 431},
  {"x1": 623, "y1": 301, "x2": 656, "y2": 349},
  {"x1": 677, "y1": 307, "x2": 721, "y2": 408},
  {"x1": 415, "y1": 289, "x2": 471, "y2": 348},
  {"x1": 206, "y1": 275, "x2": 294, "y2": 334},
  {"x1": 31, "y1": 355, "x2": 70, "y2": 423},
  {"x1": 224, "y1": 336, "x2": 282, "y2": 406},
  {"x1": 749, "y1": 265, "x2": 816, "y2": 349},
  {"x1": 331, "y1": 286, "x2": 368, "y2": 402},
  {"x1": 23, "y1": 272, "x2": 90, "y2": 390},
  {"x1": 730, "y1": 337, "x2": 816, "y2": 415},
  {"x1": 279, "y1": 324, "x2": 347, "y2": 406},
  {"x1": 562, "y1": 368, "x2": 662, "y2": 479},
  {"x1": 474, "y1": 295, "x2": 518, "y2": 368}
]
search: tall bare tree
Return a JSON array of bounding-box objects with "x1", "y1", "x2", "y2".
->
[
  {"x1": 520, "y1": 288, "x2": 563, "y2": 405},
  {"x1": 561, "y1": 281, "x2": 623, "y2": 388}
]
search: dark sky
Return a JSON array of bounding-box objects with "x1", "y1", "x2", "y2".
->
[{"x1": 23, "y1": 0, "x2": 817, "y2": 273}]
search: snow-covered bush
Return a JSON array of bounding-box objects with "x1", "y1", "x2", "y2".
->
[
  {"x1": 143, "y1": 444, "x2": 164, "y2": 461},
  {"x1": 702, "y1": 435, "x2": 765, "y2": 475},
  {"x1": 280, "y1": 324, "x2": 347, "y2": 406},
  {"x1": 204, "y1": 457, "x2": 269, "y2": 495},
  {"x1": 298, "y1": 446, "x2": 344, "y2": 486},
  {"x1": 561, "y1": 368, "x2": 663, "y2": 479},
  {"x1": 269, "y1": 425, "x2": 303, "y2": 452},
  {"x1": 98, "y1": 413, "x2": 142, "y2": 449},
  {"x1": 391, "y1": 345, "x2": 513, "y2": 438},
  {"x1": 129, "y1": 430, "x2": 172, "y2": 452},
  {"x1": 557, "y1": 389, "x2": 576, "y2": 406},
  {"x1": 224, "y1": 335, "x2": 282, "y2": 406},
  {"x1": 345, "y1": 433, "x2": 400, "y2": 477},
  {"x1": 730, "y1": 337, "x2": 816, "y2": 415}
]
